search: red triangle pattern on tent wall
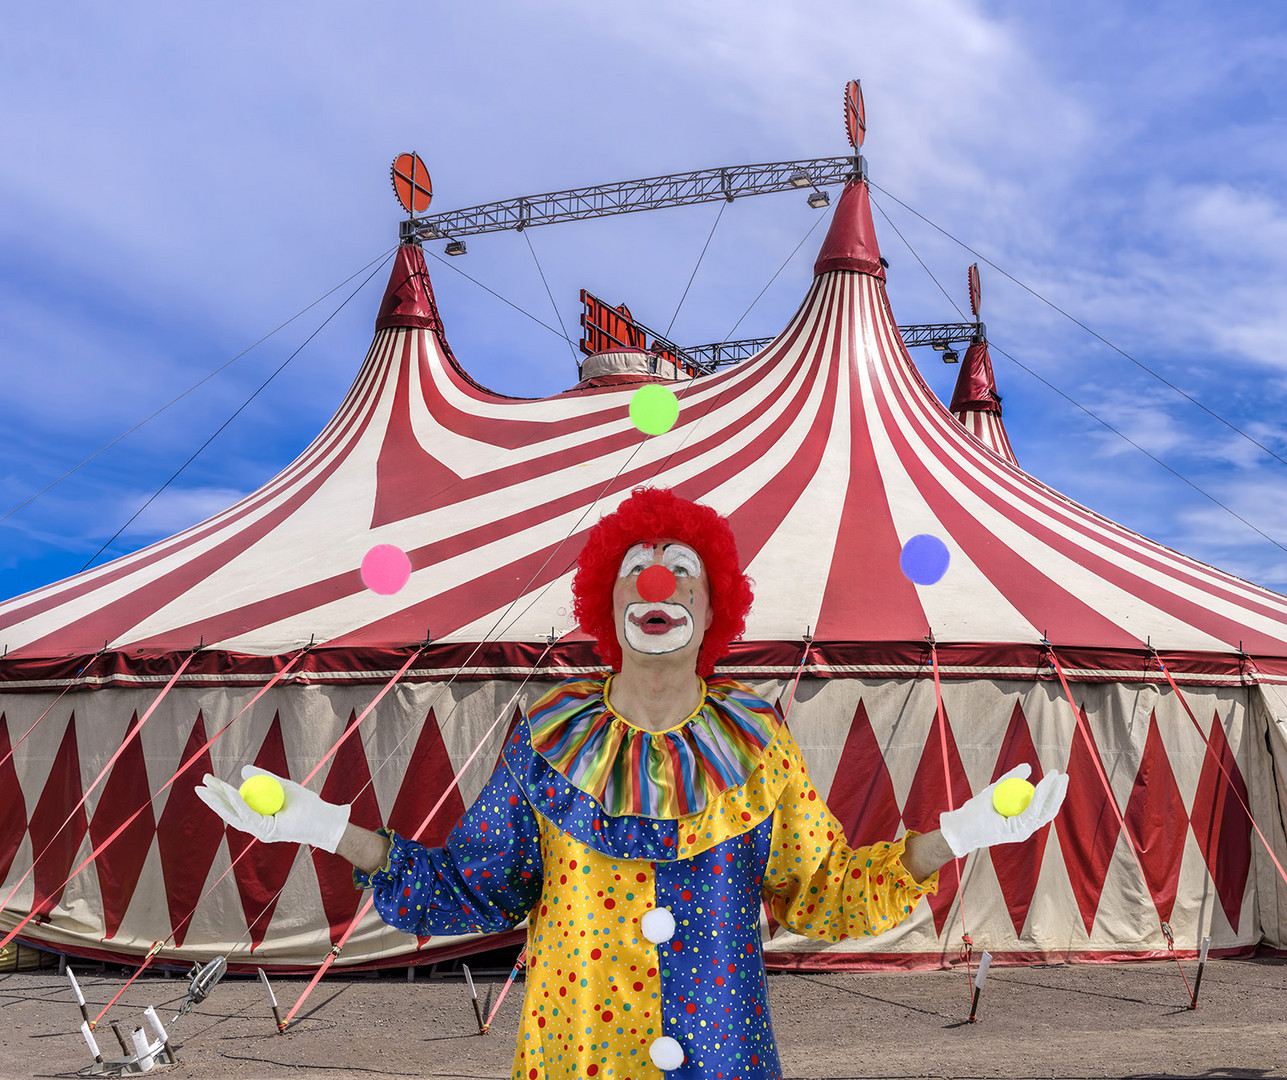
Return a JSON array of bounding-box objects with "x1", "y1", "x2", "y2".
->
[
  {"x1": 387, "y1": 705, "x2": 469, "y2": 847},
  {"x1": 28, "y1": 714, "x2": 88, "y2": 920},
  {"x1": 827, "y1": 700, "x2": 901, "y2": 850},
  {"x1": 387, "y1": 705, "x2": 471, "y2": 949},
  {"x1": 0, "y1": 714, "x2": 27, "y2": 885},
  {"x1": 1189, "y1": 710, "x2": 1252, "y2": 932},
  {"x1": 89, "y1": 711, "x2": 156, "y2": 939},
  {"x1": 155, "y1": 711, "x2": 224, "y2": 947},
  {"x1": 0, "y1": 693, "x2": 1263, "y2": 961},
  {"x1": 489, "y1": 704, "x2": 526, "y2": 776},
  {"x1": 312, "y1": 722, "x2": 383, "y2": 944},
  {"x1": 1054, "y1": 707, "x2": 1122, "y2": 936},
  {"x1": 901, "y1": 701, "x2": 972, "y2": 936},
  {"x1": 1123, "y1": 710, "x2": 1188, "y2": 925}
]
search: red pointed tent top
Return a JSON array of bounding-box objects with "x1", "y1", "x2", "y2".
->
[
  {"x1": 949, "y1": 340, "x2": 1002, "y2": 415},
  {"x1": 375, "y1": 243, "x2": 444, "y2": 332},
  {"x1": 813, "y1": 181, "x2": 885, "y2": 279}
]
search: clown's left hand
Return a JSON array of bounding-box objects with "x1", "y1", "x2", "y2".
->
[{"x1": 938, "y1": 764, "x2": 1069, "y2": 858}]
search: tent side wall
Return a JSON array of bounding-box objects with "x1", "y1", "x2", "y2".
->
[
  {"x1": 1252, "y1": 685, "x2": 1287, "y2": 950},
  {"x1": 1, "y1": 670, "x2": 1278, "y2": 970},
  {"x1": 766, "y1": 675, "x2": 1267, "y2": 966}
]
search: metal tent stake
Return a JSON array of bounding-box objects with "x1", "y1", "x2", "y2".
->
[
  {"x1": 77, "y1": 1014, "x2": 175, "y2": 1076},
  {"x1": 1160, "y1": 921, "x2": 1196, "y2": 1005},
  {"x1": 74, "y1": 956, "x2": 223, "y2": 1074},
  {"x1": 1189, "y1": 936, "x2": 1211, "y2": 1009},
  {"x1": 143, "y1": 1007, "x2": 178, "y2": 1064},
  {"x1": 67, "y1": 966, "x2": 93, "y2": 1027},
  {"x1": 258, "y1": 968, "x2": 285, "y2": 1032},
  {"x1": 462, "y1": 964, "x2": 486, "y2": 1034},
  {"x1": 81, "y1": 1021, "x2": 104, "y2": 1064},
  {"x1": 967, "y1": 950, "x2": 992, "y2": 1023},
  {"x1": 128, "y1": 1027, "x2": 155, "y2": 1073}
]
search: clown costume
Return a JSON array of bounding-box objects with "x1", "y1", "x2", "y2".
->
[{"x1": 198, "y1": 487, "x2": 1068, "y2": 1080}]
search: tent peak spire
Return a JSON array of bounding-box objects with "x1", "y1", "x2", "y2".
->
[
  {"x1": 949, "y1": 339, "x2": 1019, "y2": 464},
  {"x1": 374, "y1": 242, "x2": 444, "y2": 333},
  {"x1": 812, "y1": 178, "x2": 886, "y2": 280},
  {"x1": 949, "y1": 340, "x2": 1001, "y2": 416}
]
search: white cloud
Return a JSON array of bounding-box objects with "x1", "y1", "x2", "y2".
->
[
  {"x1": 1171, "y1": 477, "x2": 1287, "y2": 591},
  {"x1": 3, "y1": 482, "x2": 247, "y2": 546},
  {"x1": 1168, "y1": 183, "x2": 1287, "y2": 263},
  {"x1": 116, "y1": 486, "x2": 250, "y2": 541},
  {"x1": 1076, "y1": 387, "x2": 1188, "y2": 460}
]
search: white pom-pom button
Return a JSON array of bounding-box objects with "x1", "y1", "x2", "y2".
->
[
  {"x1": 640, "y1": 906, "x2": 676, "y2": 944},
  {"x1": 649, "y1": 1035, "x2": 685, "y2": 1071}
]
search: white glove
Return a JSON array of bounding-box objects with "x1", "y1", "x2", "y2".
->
[
  {"x1": 938, "y1": 764, "x2": 1069, "y2": 858},
  {"x1": 195, "y1": 766, "x2": 351, "y2": 854}
]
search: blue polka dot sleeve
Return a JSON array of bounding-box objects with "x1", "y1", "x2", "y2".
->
[{"x1": 354, "y1": 762, "x2": 544, "y2": 936}]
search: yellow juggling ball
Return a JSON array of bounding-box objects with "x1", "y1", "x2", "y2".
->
[
  {"x1": 239, "y1": 775, "x2": 285, "y2": 816},
  {"x1": 992, "y1": 777, "x2": 1035, "y2": 817}
]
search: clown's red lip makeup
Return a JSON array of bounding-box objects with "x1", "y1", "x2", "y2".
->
[
  {"x1": 629, "y1": 608, "x2": 686, "y2": 635},
  {"x1": 621, "y1": 599, "x2": 695, "y2": 654}
]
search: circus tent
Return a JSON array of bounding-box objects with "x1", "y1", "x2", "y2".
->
[{"x1": 1, "y1": 165, "x2": 1286, "y2": 972}]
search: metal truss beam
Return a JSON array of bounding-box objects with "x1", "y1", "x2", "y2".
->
[
  {"x1": 675, "y1": 338, "x2": 776, "y2": 369},
  {"x1": 668, "y1": 322, "x2": 984, "y2": 372},
  {"x1": 401, "y1": 157, "x2": 860, "y2": 242},
  {"x1": 896, "y1": 322, "x2": 986, "y2": 349},
  {"x1": 593, "y1": 320, "x2": 985, "y2": 377}
]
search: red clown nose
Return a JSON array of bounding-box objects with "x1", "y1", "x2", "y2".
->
[{"x1": 636, "y1": 564, "x2": 676, "y2": 602}]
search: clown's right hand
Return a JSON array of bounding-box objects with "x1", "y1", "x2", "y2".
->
[{"x1": 195, "y1": 766, "x2": 350, "y2": 854}]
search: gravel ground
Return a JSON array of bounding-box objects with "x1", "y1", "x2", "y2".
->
[{"x1": 2, "y1": 956, "x2": 1284, "y2": 1079}]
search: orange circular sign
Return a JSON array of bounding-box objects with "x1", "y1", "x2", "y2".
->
[
  {"x1": 844, "y1": 80, "x2": 865, "y2": 150},
  {"x1": 391, "y1": 152, "x2": 432, "y2": 214}
]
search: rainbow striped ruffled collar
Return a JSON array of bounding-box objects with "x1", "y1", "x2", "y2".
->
[{"x1": 527, "y1": 676, "x2": 781, "y2": 819}]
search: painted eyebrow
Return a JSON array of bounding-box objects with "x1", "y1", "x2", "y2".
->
[
  {"x1": 619, "y1": 544, "x2": 656, "y2": 572},
  {"x1": 661, "y1": 544, "x2": 702, "y2": 569}
]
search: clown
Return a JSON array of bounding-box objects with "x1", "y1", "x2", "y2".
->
[{"x1": 198, "y1": 487, "x2": 1067, "y2": 1080}]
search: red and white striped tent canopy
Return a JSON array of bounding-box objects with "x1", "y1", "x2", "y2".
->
[
  {"x1": 5, "y1": 181, "x2": 1287, "y2": 679},
  {"x1": 2, "y1": 175, "x2": 1285, "y2": 971}
]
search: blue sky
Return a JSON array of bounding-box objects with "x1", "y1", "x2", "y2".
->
[{"x1": 4, "y1": 1, "x2": 1287, "y2": 604}]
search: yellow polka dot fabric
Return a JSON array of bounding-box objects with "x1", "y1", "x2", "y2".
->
[
  {"x1": 672, "y1": 723, "x2": 795, "y2": 861},
  {"x1": 517, "y1": 825, "x2": 664, "y2": 1079},
  {"x1": 760, "y1": 728, "x2": 938, "y2": 940}
]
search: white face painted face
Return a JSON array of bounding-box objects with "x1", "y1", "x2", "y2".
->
[{"x1": 614, "y1": 542, "x2": 708, "y2": 657}]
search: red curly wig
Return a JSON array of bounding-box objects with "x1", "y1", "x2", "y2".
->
[{"x1": 572, "y1": 487, "x2": 754, "y2": 677}]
